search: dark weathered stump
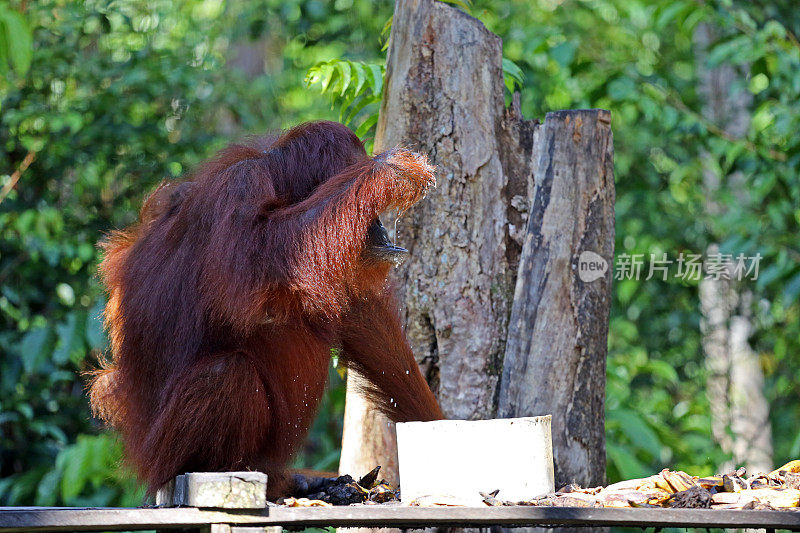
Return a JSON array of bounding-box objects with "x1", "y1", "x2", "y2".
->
[{"x1": 499, "y1": 109, "x2": 614, "y2": 491}]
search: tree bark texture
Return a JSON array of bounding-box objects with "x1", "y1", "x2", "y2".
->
[
  {"x1": 374, "y1": 0, "x2": 538, "y2": 422},
  {"x1": 340, "y1": 0, "x2": 615, "y2": 515},
  {"x1": 340, "y1": 0, "x2": 536, "y2": 482},
  {"x1": 498, "y1": 109, "x2": 614, "y2": 490},
  {"x1": 339, "y1": 376, "x2": 400, "y2": 485}
]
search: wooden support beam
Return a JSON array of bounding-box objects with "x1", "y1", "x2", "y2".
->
[{"x1": 2, "y1": 506, "x2": 800, "y2": 532}]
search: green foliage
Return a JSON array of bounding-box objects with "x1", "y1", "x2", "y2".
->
[
  {"x1": 0, "y1": 432, "x2": 143, "y2": 507},
  {"x1": 4, "y1": 0, "x2": 800, "y2": 510},
  {"x1": 305, "y1": 59, "x2": 384, "y2": 148},
  {"x1": 0, "y1": 2, "x2": 32, "y2": 78},
  {"x1": 475, "y1": 0, "x2": 800, "y2": 481},
  {"x1": 0, "y1": 0, "x2": 392, "y2": 506},
  {"x1": 304, "y1": 54, "x2": 525, "y2": 143},
  {"x1": 501, "y1": 57, "x2": 525, "y2": 95},
  {"x1": 305, "y1": 8, "x2": 525, "y2": 149},
  {"x1": 440, "y1": 0, "x2": 474, "y2": 14}
]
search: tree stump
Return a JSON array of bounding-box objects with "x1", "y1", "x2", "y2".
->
[
  {"x1": 339, "y1": 3, "x2": 615, "y2": 525},
  {"x1": 498, "y1": 109, "x2": 615, "y2": 490},
  {"x1": 339, "y1": 0, "x2": 536, "y2": 485}
]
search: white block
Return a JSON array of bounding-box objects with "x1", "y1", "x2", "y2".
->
[{"x1": 396, "y1": 416, "x2": 554, "y2": 505}]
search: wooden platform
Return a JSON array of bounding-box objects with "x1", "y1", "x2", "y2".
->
[{"x1": 2, "y1": 505, "x2": 800, "y2": 531}]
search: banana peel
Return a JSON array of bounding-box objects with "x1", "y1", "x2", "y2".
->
[
  {"x1": 721, "y1": 474, "x2": 748, "y2": 493},
  {"x1": 696, "y1": 477, "x2": 724, "y2": 492},
  {"x1": 770, "y1": 460, "x2": 800, "y2": 477},
  {"x1": 281, "y1": 497, "x2": 333, "y2": 507},
  {"x1": 749, "y1": 488, "x2": 800, "y2": 508},
  {"x1": 659, "y1": 468, "x2": 696, "y2": 493},
  {"x1": 604, "y1": 475, "x2": 662, "y2": 492},
  {"x1": 711, "y1": 488, "x2": 800, "y2": 509},
  {"x1": 433, "y1": 460, "x2": 800, "y2": 510}
]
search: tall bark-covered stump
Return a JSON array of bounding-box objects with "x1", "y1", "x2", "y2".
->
[
  {"x1": 498, "y1": 109, "x2": 614, "y2": 490},
  {"x1": 340, "y1": 4, "x2": 615, "y2": 527}
]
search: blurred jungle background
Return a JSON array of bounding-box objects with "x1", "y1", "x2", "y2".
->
[{"x1": 1, "y1": 0, "x2": 799, "y2": 508}]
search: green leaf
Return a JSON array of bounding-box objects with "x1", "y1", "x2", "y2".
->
[
  {"x1": 338, "y1": 92, "x2": 356, "y2": 122},
  {"x1": 607, "y1": 408, "x2": 662, "y2": 454},
  {"x1": 355, "y1": 113, "x2": 378, "y2": 139},
  {"x1": 344, "y1": 93, "x2": 377, "y2": 126},
  {"x1": 16, "y1": 402, "x2": 33, "y2": 420},
  {"x1": 502, "y1": 57, "x2": 525, "y2": 91},
  {"x1": 748, "y1": 73, "x2": 769, "y2": 94},
  {"x1": 6, "y1": 468, "x2": 46, "y2": 505},
  {"x1": 0, "y1": 9, "x2": 33, "y2": 75},
  {"x1": 0, "y1": 19, "x2": 9, "y2": 77},
  {"x1": 19, "y1": 327, "x2": 49, "y2": 373},
  {"x1": 53, "y1": 314, "x2": 77, "y2": 366},
  {"x1": 381, "y1": 15, "x2": 394, "y2": 52},
  {"x1": 654, "y1": 2, "x2": 688, "y2": 30},
  {"x1": 46, "y1": 425, "x2": 68, "y2": 445},
  {"x1": 784, "y1": 271, "x2": 800, "y2": 304},
  {"x1": 381, "y1": 14, "x2": 393, "y2": 37},
  {"x1": 607, "y1": 443, "x2": 650, "y2": 479},
  {"x1": 439, "y1": 0, "x2": 472, "y2": 14},
  {"x1": 706, "y1": 35, "x2": 752, "y2": 68},
  {"x1": 367, "y1": 64, "x2": 383, "y2": 97},
  {"x1": 320, "y1": 63, "x2": 336, "y2": 93},
  {"x1": 549, "y1": 41, "x2": 576, "y2": 67},
  {"x1": 789, "y1": 429, "x2": 800, "y2": 458},
  {"x1": 756, "y1": 264, "x2": 783, "y2": 291},
  {"x1": 608, "y1": 77, "x2": 637, "y2": 101},
  {"x1": 337, "y1": 61, "x2": 351, "y2": 96},
  {"x1": 86, "y1": 300, "x2": 107, "y2": 350},
  {"x1": 352, "y1": 62, "x2": 367, "y2": 95},
  {"x1": 616, "y1": 279, "x2": 637, "y2": 303},
  {"x1": 645, "y1": 360, "x2": 679, "y2": 383},
  {"x1": 60, "y1": 439, "x2": 92, "y2": 502},
  {"x1": 35, "y1": 470, "x2": 61, "y2": 506},
  {"x1": 0, "y1": 476, "x2": 15, "y2": 502}
]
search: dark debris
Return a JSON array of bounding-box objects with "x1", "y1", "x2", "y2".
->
[
  {"x1": 669, "y1": 486, "x2": 712, "y2": 509},
  {"x1": 290, "y1": 466, "x2": 399, "y2": 506}
]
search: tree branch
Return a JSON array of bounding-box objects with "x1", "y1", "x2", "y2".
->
[{"x1": 0, "y1": 150, "x2": 37, "y2": 205}]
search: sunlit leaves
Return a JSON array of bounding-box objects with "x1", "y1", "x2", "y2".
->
[
  {"x1": 35, "y1": 434, "x2": 145, "y2": 507},
  {"x1": 502, "y1": 57, "x2": 525, "y2": 94},
  {"x1": 306, "y1": 13, "x2": 528, "y2": 145},
  {"x1": 1, "y1": 0, "x2": 397, "y2": 508},
  {"x1": 305, "y1": 59, "x2": 384, "y2": 148},
  {"x1": 749, "y1": 72, "x2": 769, "y2": 94}
]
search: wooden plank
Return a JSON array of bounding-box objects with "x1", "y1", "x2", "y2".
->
[
  {"x1": 266, "y1": 506, "x2": 800, "y2": 529},
  {"x1": 0, "y1": 508, "x2": 254, "y2": 532},
  {"x1": 3, "y1": 506, "x2": 800, "y2": 532}
]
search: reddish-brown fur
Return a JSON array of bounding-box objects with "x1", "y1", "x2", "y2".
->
[{"x1": 88, "y1": 121, "x2": 443, "y2": 497}]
